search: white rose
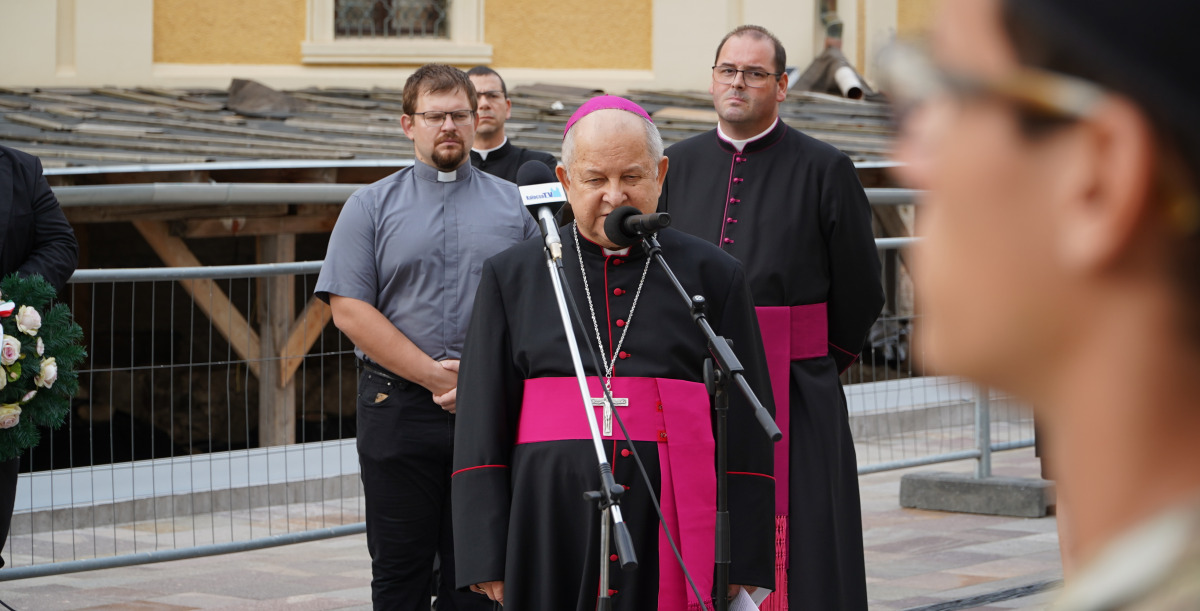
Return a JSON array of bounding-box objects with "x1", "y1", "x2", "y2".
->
[
  {"x1": 0, "y1": 404, "x2": 20, "y2": 429},
  {"x1": 0, "y1": 368, "x2": 6, "y2": 391},
  {"x1": 36, "y1": 337, "x2": 44, "y2": 356},
  {"x1": 0, "y1": 335, "x2": 20, "y2": 366},
  {"x1": 16, "y1": 305, "x2": 41, "y2": 336},
  {"x1": 34, "y1": 357, "x2": 57, "y2": 389}
]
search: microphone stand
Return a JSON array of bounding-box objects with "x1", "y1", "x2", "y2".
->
[
  {"x1": 537, "y1": 231, "x2": 638, "y2": 611},
  {"x1": 639, "y1": 233, "x2": 781, "y2": 611}
]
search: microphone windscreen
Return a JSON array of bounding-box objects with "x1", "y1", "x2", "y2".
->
[
  {"x1": 516, "y1": 160, "x2": 557, "y2": 187},
  {"x1": 604, "y1": 206, "x2": 642, "y2": 248}
]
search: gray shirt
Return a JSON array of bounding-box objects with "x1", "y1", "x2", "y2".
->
[{"x1": 315, "y1": 160, "x2": 539, "y2": 362}]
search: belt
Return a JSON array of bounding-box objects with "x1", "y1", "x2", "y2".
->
[{"x1": 356, "y1": 358, "x2": 410, "y2": 388}]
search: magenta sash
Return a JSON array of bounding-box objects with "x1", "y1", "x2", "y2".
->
[
  {"x1": 755, "y1": 303, "x2": 828, "y2": 611},
  {"x1": 519, "y1": 377, "x2": 715, "y2": 611}
]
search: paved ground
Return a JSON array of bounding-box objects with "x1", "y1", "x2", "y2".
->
[{"x1": 0, "y1": 447, "x2": 1063, "y2": 610}]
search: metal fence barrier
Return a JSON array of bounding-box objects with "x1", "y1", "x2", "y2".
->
[{"x1": 0, "y1": 188, "x2": 1033, "y2": 580}]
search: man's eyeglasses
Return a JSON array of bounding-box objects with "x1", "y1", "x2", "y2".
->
[
  {"x1": 712, "y1": 65, "x2": 781, "y2": 88},
  {"x1": 411, "y1": 109, "x2": 475, "y2": 127},
  {"x1": 877, "y1": 43, "x2": 1105, "y2": 123},
  {"x1": 477, "y1": 90, "x2": 506, "y2": 102}
]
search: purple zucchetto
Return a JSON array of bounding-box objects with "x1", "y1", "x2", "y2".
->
[{"x1": 563, "y1": 95, "x2": 654, "y2": 139}]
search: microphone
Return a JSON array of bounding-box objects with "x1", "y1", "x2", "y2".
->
[
  {"x1": 516, "y1": 161, "x2": 568, "y2": 262},
  {"x1": 603, "y1": 206, "x2": 671, "y2": 248}
]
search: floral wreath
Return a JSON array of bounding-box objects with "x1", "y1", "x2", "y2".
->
[{"x1": 0, "y1": 273, "x2": 85, "y2": 462}]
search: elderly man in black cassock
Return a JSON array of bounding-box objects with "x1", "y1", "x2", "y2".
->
[
  {"x1": 451, "y1": 96, "x2": 776, "y2": 610},
  {"x1": 659, "y1": 25, "x2": 884, "y2": 611}
]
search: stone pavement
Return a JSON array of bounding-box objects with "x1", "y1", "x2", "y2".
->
[{"x1": 0, "y1": 447, "x2": 1063, "y2": 610}]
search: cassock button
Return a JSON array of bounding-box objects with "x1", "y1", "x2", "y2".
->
[
  {"x1": 623, "y1": 485, "x2": 631, "y2": 490},
  {"x1": 615, "y1": 319, "x2": 626, "y2": 327},
  {"x1": 618, "y1": 351, "x2": 629, "y2": 359},
  {"x1": 609, "y1": 589, "x2": 619, "y2": 596},
  {"x1": 613, "y1": 288, "x2": 625, "y2": 296},
  {"x1": 610, "y1": 554, "x2": 619, "y2": 562},
  {"x1": 724, "y1": 238, "x2": 735, "y2": 244},
  {"x1": 729, "y1": 197, "x2": 741, "y2": 204},
  {"x1": 612, "y1": 259, "x2": 623, "y2": 266},
  {"x1": 733, "y1": 177, "x2": 744, "y2": 183},
  {"x1": 726, "y1": 217, "x2": 738, "y2": 223},
  {"x1": 621, "y1": 449, "x2": 631, "y2": 457}
]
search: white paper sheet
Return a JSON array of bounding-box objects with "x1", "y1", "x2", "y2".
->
[{"x1": 729, "y1": 586, "x2": 760, "y2": 611}]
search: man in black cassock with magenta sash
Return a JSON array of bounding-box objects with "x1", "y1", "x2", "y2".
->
[
  {"x1": 659, "y1": 26, "x2": 884, "y2": 611},
  {"x1": 452, "y1": 96, "x2": 775, "y2": 610}
]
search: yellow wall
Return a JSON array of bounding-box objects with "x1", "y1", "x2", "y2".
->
[
  {"x1": 897, "y1": 0, "x2": 940, "y2": 39},
  {"x1": 154, "y1": 0, "x2": 306, "y2": 64},
  {"x1": 486, "y1": 0, "x2": 652, "y2": 69}
]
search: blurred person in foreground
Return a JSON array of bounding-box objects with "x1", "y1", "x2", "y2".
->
[
  {"x1": 451, "y1": 96, "x2": 775, "y2": 609},
  {"x1": 888, "y1": 0, "x2": 1200, "y2": 608}
]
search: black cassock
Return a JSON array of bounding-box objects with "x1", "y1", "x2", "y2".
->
[
  {"x1": 660, "y1": 121, "x2": 884, "y2": 610},
  {"x1": 452, "y1": 228, "x2": 775, "y2": 611},
  {"x1": 469, "y1": 139, "x2": 557, "y2": 183}
]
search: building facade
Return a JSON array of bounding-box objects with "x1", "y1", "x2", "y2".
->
[{"x1": 0, "y1": 0, "x2": 938, "y2": 92}]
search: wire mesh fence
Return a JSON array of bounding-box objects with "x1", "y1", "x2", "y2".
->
[
  {"x1": 4, "y1": 264, "x2": 365, "y2": 577},
  {"x1": 2, "y1": 236, "x2": 1035, "y2": 578}
]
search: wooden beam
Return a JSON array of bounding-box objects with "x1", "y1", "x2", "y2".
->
[
  {"x1": 279, "y1": 297, "x2": 332, "y2": 388},
  {"x1": 131, "y1": 220, "x2": 262, "y2": 378},
  {"x1": 257, "y1": 234, "x2": 297, "y2": 447},
  {"x1": 173, "y1": 215, "x2": 338, "y2": 238}
]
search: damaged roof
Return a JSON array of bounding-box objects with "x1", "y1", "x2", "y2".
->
[{"x1": 0, "y1": 81, "x2": 893, "y2": 170}]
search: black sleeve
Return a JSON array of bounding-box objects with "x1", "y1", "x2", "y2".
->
[
  {"x1": 717, "y1": 262, "x2": 777, "y2": 589},
  {"x1": 451, "y1": 258, "x2": 522, "y2": 589},
  {"x1": 820, "y1": 153, "x2": 884, "y2": 373},
  {"x1": 12, "y1": 154, "x2": 78, "y2": 292}
]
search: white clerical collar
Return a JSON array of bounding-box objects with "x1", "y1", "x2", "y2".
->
[
  {"x1": 717, "y1": 118, "x2": 779, "y2": 153},
  {"x1": 437, "y1": 169, "x2": 457, "y2": 182},
  {"x1": 472, "y1": 137, "x2": 508, "y2": 161},
  {"x1": 603, "y1": 247, "x2": 631, "y2": 256}
]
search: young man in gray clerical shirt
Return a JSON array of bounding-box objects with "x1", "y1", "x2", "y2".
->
[{"x1": 315, "y1": 63, "x2": 537, "y2": 611}]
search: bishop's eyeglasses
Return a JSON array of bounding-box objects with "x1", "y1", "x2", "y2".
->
[
  {"x1": 712, "y1": 65, "x2": 782, "y2": 88},
  {"x1": 411, "y1": 109, "x2": 475, "y2": 127}
]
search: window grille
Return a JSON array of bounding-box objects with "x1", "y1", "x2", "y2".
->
[{"x1": 335, "y1": 0, "x2": 448, "y2": 38}]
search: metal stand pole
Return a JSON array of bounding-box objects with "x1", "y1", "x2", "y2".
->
[
  {"x1": 640, "y1": 235, "x2": 781, "y2": 608},
  {"x1": 975, "y1": 385, "x2": 992, "y2": 479},
  {"x1": 541, "y1": 250, "x2": 638, "y2": 610}
]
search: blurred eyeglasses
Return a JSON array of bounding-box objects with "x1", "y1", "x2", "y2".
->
[
  {"x1": 877, "y1": 42, "x2": 1105, "y2": 123},
  {"x1": 712, "y1": 65, "x2": 781, "y2": 88},
  {"x1": 412, "y1": 109, "x2": 475, "y2": 127}
]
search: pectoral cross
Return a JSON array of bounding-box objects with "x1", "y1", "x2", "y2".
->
[{"x1": 591, "y1": 396, "x2": 629, "y2": 436}]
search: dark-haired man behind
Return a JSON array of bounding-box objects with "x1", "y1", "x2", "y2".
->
[
  {"x1": 466, "y1": 66, "x2": 557, "y2": 183},
  {"x1": 316, "y1": 63, "x2": 537, "y2": 610},
  {"x1": 659, "y1": 25, "x2": 883, "y2": 610}
]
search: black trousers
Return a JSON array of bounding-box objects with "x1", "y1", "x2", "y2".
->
[
  {"x1": 357, "y1": 369, "x2": 492, "y2": 611},
  {"x1": 0, "y1": 456, "x2": 18, "y2": 569}
]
